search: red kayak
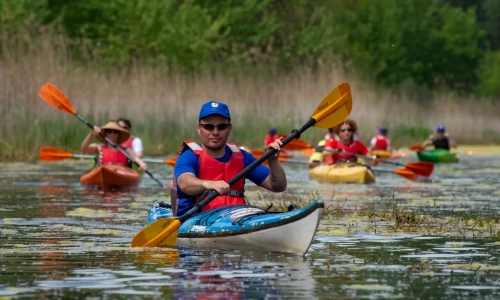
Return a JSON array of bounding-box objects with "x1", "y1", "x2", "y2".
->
[{"x1": 80, "y1": 165, "x2": 141, "y2": 189}]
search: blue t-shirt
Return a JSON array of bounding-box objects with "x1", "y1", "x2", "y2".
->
[{"x1": 174, "y1": 145, "x2": 270, "y2": 215}]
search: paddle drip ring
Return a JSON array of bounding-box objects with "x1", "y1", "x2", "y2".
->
[{"x1": 291, "y1": 129, "x2": 300, "y2": 139}]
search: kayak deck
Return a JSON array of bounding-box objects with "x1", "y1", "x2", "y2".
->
[
  {"x1": 417, "y1": 150, "x2": 459, "y2": 163},
  {"x1": 80, "y1": 165, "x2": 141, "y2": 189},
  {"x1": 147, "y1": 200, "x2": 324, "y2": 255}
]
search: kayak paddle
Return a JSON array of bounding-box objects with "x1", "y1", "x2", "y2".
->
[
  {"x1": 39, "y1": 147, "x2": 96, "y2": 161},
  {"x1": 131, "y1": 82, "x2": 353, "y2": 247},
  {"x1": 38, "y1": 83, "x2": 164, "y2": 187},
  {"x1": 338, "y1": 152, "x2": 434, "y2": 177},
  {"x1": 39, "y1": 147, "x2": 178, "y2": 166},
  {"x1": 409, "y1": 144, "x2": 425, "y2": 152},
  {"x1": 370, "y1": 167, "x2": 419, "y2": 181},
  {"x1": 261, "y1": 137, "x2": 435, "y2": 177}
]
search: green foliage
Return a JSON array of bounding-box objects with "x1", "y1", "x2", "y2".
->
[
  {"x1": 0, "y1": 0, "x2": 497, "y2": 97},
  {"x1": 333, "y1": 0, "x2": 484, "y2": 89},
  {"x1": 475, "y1": 50, "x2": 500, "y2": 97},
  {"x1": 481, "y1": 129, "x2": 500, "y2": 143},
  {"x1": 391, "y1": 125, "x2": 433, "y2": 148}
]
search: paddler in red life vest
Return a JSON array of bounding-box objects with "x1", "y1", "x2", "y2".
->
[
  {"x1": 81, "y1": 120, "x2": 147, "y2": 171},
  {"x1": 369, "y1": 126, "x2": 391, "y2": 151},
  {"x1": 173, "y1": 101, "x2": 287, "y2": 217},
  {"x1": 321, "y1": 119, "x2": 377, "y2": 165},
  {"x1": 264, "y1": 128, "x2": 279, "y2": 148},
  {"x1": 422, "y1": 125, "x2": 457, "y2": 151},
  {"x1": 118, "y1": 118, "x2": 144, "y2": 158}
]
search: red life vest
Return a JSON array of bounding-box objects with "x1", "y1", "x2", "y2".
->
[
  {"x1": 100, "y1": 145, "x2": 128, "y2": 166},
  {"x1": 265, "y1": 134, "x2": 279, "y2": 146},
  {"x1": 181, "y1": 141, "x2": 246, "y2": 212},
  {"x1": 323, "y1": 139, "x2": 338, "y2": 164},
  {"x1": 120, "y1": 136, "x2": 135, "y2": 148},
  {"x1": 374, "y1": 136, "x2": 388, "y2": 150},
  {"x1": 336, "y1": 141, "x2": 369, "y2": 161}
]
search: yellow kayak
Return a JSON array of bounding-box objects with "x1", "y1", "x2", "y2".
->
[
  {"x1": 309, "y1": 163, "x2": 375, "y2": 184},
  {"x1": 370, "y1": 149, "x2": 392, "y2": 159},
  {"x1": 370, "y1": 149, "x2": 410, "y2": 160},
  {"x1": 309, "y1": 140, "x2": 326, "y2": 163}
]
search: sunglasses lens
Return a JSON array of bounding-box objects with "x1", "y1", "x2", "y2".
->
[
  {"x1": 217, "y1": 124, "x2": 229, "y2": 130},
  {"x1": 200, "y1": 123, "x2": 229, "y2": 131},
  {"x1": 202, "y1": 124, "x2": 215, "y2": 131}
]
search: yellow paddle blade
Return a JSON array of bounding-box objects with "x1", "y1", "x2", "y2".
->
[
  {"x1": 39, "y1": 83, "x2": 77, "y2": 115},
  {"x1": 312, "y1": 82, "x2": 352, "y2": 128},
  {"x1": 39, "y1": 147, "x2": 74, "y2": 162},
  {"x1": 131, "y1": 218, "x2": 180, "y2": 247}
]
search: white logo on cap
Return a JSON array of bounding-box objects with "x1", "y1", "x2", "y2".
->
[{"x1": 211, "y1": 102, "x2": 219, "y2": 108}]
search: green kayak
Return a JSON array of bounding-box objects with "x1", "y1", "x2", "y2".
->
[{"x1": 417, "y1": 149, "x2": 458, "y2": 163}]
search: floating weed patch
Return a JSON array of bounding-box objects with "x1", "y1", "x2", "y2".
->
[{"x1": 254, "y1": 188, "x2": 500, "y2": 239}]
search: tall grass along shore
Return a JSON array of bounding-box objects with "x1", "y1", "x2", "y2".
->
[{"x1": 1, "y1": 31, "x2": 500, "y2": 162}]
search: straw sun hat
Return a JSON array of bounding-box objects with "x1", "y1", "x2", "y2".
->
[{"x1": 96, "y1": 121, "x2": 130, "y2": 144}]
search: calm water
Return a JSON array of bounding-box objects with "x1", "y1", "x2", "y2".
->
[{"x1": 1, "y1": 154, "x2": 500, "y2": 299}]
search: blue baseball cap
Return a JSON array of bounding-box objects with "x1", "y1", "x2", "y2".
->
[
  {"x1": 269, "y1": 128, "x2": 277, "y2": 135},
  {"x1": 198, "y1": 101, "x2": 231, "y2": 121},
  {"x1": 436, "y1": 125, "x2": 445, "y2": 132},
  {"x1": 377, "y1": 126, "x2": 388, "y2": 134}
]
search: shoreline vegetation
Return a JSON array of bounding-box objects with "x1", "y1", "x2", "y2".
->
[
  {"x1": 1, "y1": 1, "x2": 500, "y2": 161},
  {"x1": 1, "y1": 32, "x2": 500, "y2": 162}
]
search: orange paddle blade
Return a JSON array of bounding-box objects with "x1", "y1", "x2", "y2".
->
[
  {"x1": 39, "y1": 83, "x2": 77, "y2": 115},
  {"x1": 164, "y1": 157, "x2": 177, "y2": 166},
  {"x1": 300, "y1": 148, "x2": 316, "y2": 156},
  {"x1": 251, "y1": 149, "x2": 265, "y2": 157},
  {"x1": 394, "y1": 168, "x2": 418, "y2": 181},
  {"x1": 409, "y1": 144, "x2": 425, "y2": 152},
  {"x1": 39, "y1": 147, "x2": 74, "y2": 161},
  {"x1": 404, "y1": 162, "x2": 434, "y2": 177},
  {"x1": 279, "y1": 134, "x2": 312, "y2": 150},
  {"x1": 251, "y1": 149, "x2": 287, "y2": 163}
]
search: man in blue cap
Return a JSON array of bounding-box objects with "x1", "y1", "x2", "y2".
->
[
  {"x1": 173, "y1": 101, "x2": 287, "y2": 216},
  {"x1": 422, "y1": 125, "x2": 457, "y2": 150}
]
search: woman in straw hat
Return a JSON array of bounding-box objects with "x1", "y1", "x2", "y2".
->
[{"x1": 81, "y1": 120, "x2": 147, "y2": 171}]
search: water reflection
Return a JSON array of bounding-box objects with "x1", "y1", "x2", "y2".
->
[{"x1": 1, "y1": 154, "x2": 500, "y2": 298}]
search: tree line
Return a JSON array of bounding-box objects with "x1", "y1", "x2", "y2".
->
[{"x1": 1, "y1": 0, "x2": 499, "y2": 97}]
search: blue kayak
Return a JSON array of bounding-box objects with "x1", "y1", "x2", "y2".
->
[{"x1": 147, "y1": 200, "x2": 324, "y2": 255}]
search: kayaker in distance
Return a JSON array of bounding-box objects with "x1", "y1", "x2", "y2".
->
[
  {"x1": 324, "y1": 127, "x2": 339, "y2": 141},
  {"x1": 322, "y1": 119, "x2": 377, "y2": 165},
  {"x1": 174, "y1": 101, "x2": 287, "y2": 217},
  {"x1": 118, "y1": 118, "x2": 144, "y2": 158},
  {"x1": 264, "y1": 127, "x2": 279, "y2": 148},
  {"x1": 369, "y1": 126, "x2": 391, "y2": 151},
  {"x1": 81, "y1": 120, "x2": 148, "y2": 171},
  {"x1": 422, "y1": 125, "x2": 457, "y2": 151}
]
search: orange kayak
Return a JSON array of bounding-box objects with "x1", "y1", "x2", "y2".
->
[{"x1": 80, "y1": 165, "x2": 141, "y2": 189}]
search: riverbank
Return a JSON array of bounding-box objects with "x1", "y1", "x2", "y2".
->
[{"x1": 2, "y1": 39, "x2": 500, "y2": 161}]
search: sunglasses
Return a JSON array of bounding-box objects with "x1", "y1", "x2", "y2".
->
[
  {"x1": 340, "y1": 128, "x2": 353, "y2": 132},
  {"x1": 199, "y1": 123, "x2": 230, "y2": 131},
  {"x1": 104, "y1": 129, "x2": 121, "y2": 134}
]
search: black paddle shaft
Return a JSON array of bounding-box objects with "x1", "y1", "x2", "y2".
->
[
  {"x1": 179, "y1": 118, "x2": 317, "y2": 223},
  {"x1": 76, "y1": 114, "x2": 164, "y2": 187}
]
